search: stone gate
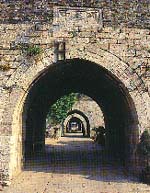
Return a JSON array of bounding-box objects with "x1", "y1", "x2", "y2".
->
[{"x1": 0, "y1": 1, "x2": 149, "y2": 184}]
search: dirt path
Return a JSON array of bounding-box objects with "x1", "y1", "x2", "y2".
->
[{"x1": 2, "y1": 134, "x2": 150, "y2": 193}]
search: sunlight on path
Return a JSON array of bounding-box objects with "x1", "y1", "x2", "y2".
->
[{"x1": 2, "y1": 135, "x2": 150, "y2": 193}]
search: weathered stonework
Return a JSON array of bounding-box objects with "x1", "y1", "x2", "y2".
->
[
  {"x1": 72, "y1": 95, "x2": 105, "y2": 129},
  {"x1": 0, "y1": 1, "x2": 149, "y2": 185}
]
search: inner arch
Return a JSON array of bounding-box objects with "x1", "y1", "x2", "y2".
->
[
  {"x1": 66, "y1": 117, "x2": 84, "y2": 134},
  {"x1": 67, "y1": 109, "x2": 90, "y2": 137},
  {"x1": 63, "y1": 109, "x2": 90, "y2": 137}
]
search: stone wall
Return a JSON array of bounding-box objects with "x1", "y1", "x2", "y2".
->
[
  {"x1": 72, "y1": 95, "x2": 105, "y2": 129},
  {"x1": 0, "y1": 1, "x2": 150, "y2": 29},
  {"x1": 0, "y1": 1, "x2": 149, "y2": 184}
]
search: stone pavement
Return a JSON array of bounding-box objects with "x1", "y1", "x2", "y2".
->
[{"x1": 1, "y1": 134, "x2": 150, "y2": 193}]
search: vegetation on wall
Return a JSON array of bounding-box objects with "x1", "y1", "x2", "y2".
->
[
  {"x1": 47, "y1": 93, "x2": 79, "y2": 126},
  {"x1": 19, "y1": 43, "x2": 43, "y2": 57},
  {"x1": 0, "y1": 64, "x2": 11, "y2": 71}
]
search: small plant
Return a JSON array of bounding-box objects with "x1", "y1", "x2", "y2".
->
[
  {"x1": 137, "y1": 129, "x2": 150, "y2": 184},
  {"x1": 0, "y1": 64, "x2": 11, "y2": 71},
  {"x1": 68, "y1": 31, "x2": 78, "y2": 37},
  {"x1": 43, "y1": 12, "x2": 53, "y2": 22},
  {"x1": 25, "y1": 45, "x2": 43, "y2": 56},
  {"x1": 19, "y1": 43, "x2": 43, "y2": 57}
]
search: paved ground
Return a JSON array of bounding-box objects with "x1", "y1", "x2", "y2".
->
[{"x1": 1, "y1": 134, "x2": 150, "y2": 193}]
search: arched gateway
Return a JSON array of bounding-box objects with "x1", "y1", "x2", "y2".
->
[
  {"x1": 22, "y1": 58, "x2": 138, "y2": 159},
  {"x1": 1, "y1": 52, "x2": 147, "y2": 181},
  {"x1": 0, "y1": 5, "x2": 149, "y2": 185}
]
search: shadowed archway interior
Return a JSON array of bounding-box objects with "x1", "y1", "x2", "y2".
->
[
  {"x1": 64, "y1": 109, "x2": 91, "y2": 137},
  {"x1": 66, "y1": 117, "x2": 84, "y2": 132},
  {"x1": 23, "y1": 58, "x2": 139, "y2": 165}
]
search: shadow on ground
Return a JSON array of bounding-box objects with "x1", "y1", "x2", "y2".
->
[{"x1": 24, "y1": 134, "x2": 139, "y2": 184}]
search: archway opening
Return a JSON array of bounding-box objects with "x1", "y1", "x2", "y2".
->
[
  {"x1": 22, "y1": 58, "x2": 138, "y2": 168},
  {"x1": 66, "y1": 116, "x2": 83, "y2": 133},
  {"x1": 63, "y1": 109, "x2": 91, "y2": 137}
]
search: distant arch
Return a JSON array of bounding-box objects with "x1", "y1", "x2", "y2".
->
[
  {"x1": 63, "y1": 109, "x2": 90, "y2": 137},
  {"x1": 66, "y1": 116, "x2": 85, "y2": 135}
]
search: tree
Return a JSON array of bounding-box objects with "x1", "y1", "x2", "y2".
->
[{"x1": 47, "y1": 93, "x2": 78, "y2": 125}]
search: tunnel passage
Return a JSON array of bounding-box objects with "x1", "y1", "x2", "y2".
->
[
  {"x1": 66, "y1": 109, "x2": 90, "y2": 137},
  {"x1": 23, "y1": 58, "x2": 138, "y2": 164},
  {"x1": 66, "y1": 117, "x2": 84, "y2": 133},
  {"x1": 63, "y1": 109, "x2": 90, "y2": 137}
]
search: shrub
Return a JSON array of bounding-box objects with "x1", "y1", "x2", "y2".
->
[
  {"x1": 138, "y1": 129, "x2": 150, "y2": 184},
  {"x1": 138, "y1": 130, "x2": 150, "y2": 165}
]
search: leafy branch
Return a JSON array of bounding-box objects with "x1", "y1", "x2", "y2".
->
[{"x1": 47, "y1": 93, "x2": 78, "y2": 125}]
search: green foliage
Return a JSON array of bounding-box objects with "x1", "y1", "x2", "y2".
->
[
  {"x1": 47, "y1": 93, "x2": 78, "y2": 125},
  {"x1": 19, "y1": 43, "x2": 43, "y2": 56},
  {"x1": 138, "y1": 130, "x2": 150, "y2": 183},
  {"x1": 138, "y1": 130, "x2": 150, "y2": 157}
]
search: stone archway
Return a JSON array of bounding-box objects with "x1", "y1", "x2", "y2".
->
[
  {"x1": 20, "y1": 58, "x2": 139, "y2": 165},
  {"x1": 1, "y1": 44, "x2": 149, "y2": 182},
  {"x1": 63, "y1": 110, "x2": 90, "y2": 137}
]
